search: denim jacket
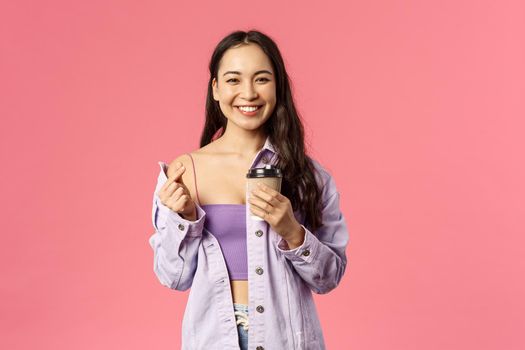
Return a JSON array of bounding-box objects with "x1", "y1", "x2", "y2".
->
[{"x1": 149, "y1": 137, "x2": 349, "y2": 349}]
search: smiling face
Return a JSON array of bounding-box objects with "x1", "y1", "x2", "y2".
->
[{"x1": 212, "y1": 43, "x2": 277, "y2": 132}]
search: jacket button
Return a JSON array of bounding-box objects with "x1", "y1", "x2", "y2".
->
[
  {"x1": 255, "y1": 267, "x2": 264, "y2": 275},
  {"x1": 178, "y1": 223, "x2": 185, "y2": 231},
  {"x1": 256, "y1": 305, "x2": 264, "y2": 313},
  {"x1": 301, "y1": 249, "x2": 310, "y2": 257},
  {"x1": 255, "y1": 230, "x2": 263, "y2": 237},
  {"x1": 256, "y1": 347, "x2": 264, "y2": 350}
]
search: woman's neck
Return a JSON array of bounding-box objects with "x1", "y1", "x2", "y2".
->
[{"x1": 216, "y1": 128, "x2": 266, "y2": 157}]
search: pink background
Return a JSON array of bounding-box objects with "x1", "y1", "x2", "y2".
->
[{"x1": 1, "y1": 0, "x2": 524, "y2": 349}]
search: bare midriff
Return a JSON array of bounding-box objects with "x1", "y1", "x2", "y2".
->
[{"x1": 231, "y1": 280, "x2": 249, "y2": 305}]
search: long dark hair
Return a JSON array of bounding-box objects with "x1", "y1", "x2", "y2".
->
[{"x1": 200, "y1": 30, "x2": 324, "y2": 233}]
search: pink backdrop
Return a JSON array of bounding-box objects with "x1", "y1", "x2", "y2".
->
[{"x1": 1, "y1": 0, "x2": 524, "y2": 349}]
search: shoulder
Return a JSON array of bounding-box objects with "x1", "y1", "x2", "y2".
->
[
  {"x1": 166, "y1": 141, "x2": 220, "y2": 177},
  {"x1": 307, "y1": 156, "x2": 338, "y2": 198},
  {"x1": 307, "y1": 156, "x2": 331, "y2": 186}
]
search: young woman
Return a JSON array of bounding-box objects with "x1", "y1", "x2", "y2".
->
[{"x1": 149, "y1": 30, "x2": 349, "y2": 350}]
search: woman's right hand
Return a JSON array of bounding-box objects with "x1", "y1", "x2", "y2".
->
[{"x1": 157, "y1": 161, "x2": 197, "y2": 221}]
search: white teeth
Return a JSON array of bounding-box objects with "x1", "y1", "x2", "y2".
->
[{"x1": 238, "y1": 106, "x2": 260, "y2": 112}]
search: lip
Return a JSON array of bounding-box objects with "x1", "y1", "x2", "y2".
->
[{"x1": 235, "y1": 104, "x2": 263, "y2": 107}]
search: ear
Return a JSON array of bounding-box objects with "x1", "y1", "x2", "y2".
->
[{"x1": 212, "y1": 78, "x2": 219, "y2": 101}]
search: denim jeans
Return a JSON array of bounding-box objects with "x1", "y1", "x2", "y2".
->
[{"x1": 233, "y1": 303, "x2": 249, "y2": 350}]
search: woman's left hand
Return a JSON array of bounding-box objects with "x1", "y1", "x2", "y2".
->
[{"x1": 249, "y1": 182, "x2": 305, "y2": 249}]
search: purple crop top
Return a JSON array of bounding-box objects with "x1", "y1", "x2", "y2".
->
[{"x1": 186, "y1": 153, "x2": 248, "y2": 280}]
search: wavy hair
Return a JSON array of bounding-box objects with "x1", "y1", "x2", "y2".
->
[{"x1": 200, "y1": 30, "x2": 324, "y2": 233}]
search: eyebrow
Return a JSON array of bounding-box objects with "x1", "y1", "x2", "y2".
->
[{"x1": 222, "y1": 70, "x2": 273, "y2": 77}]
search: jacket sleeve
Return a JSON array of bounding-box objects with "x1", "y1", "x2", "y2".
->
[
  {"x1": 148, "y1": 161, "x2": 207, "y2": 291},
  {"x1": 275, "y1": 169, "x2": 349, "y2": 295}
]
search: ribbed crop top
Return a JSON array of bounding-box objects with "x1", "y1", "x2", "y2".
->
[{"x1": 186, "y1": 153, "x2": 248, "y2": 280}]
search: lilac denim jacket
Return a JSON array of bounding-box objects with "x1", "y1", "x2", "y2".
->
[{"x1": 149, "y1": 137, "x2": 349, "y2": 349}]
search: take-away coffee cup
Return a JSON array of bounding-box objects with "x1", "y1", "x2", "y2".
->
[{"x1": 246, "y1": 165, "x2": 283, "y2": 221}]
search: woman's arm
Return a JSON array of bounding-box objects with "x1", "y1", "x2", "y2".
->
[
  {"x1": 148, "y1": 161, "x2": 206, "y2": 291},
  {"x1": 276, "y1": 170, "x2": 349, "y2": 295}
]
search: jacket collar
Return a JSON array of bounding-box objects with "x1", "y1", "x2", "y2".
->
[{"x1": 263, "y1": 135, "x2": 276, "y2": 154}]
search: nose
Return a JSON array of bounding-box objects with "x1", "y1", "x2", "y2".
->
[{"x1": 240, "y1": 81, "x2": 258, "y2": 100}]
